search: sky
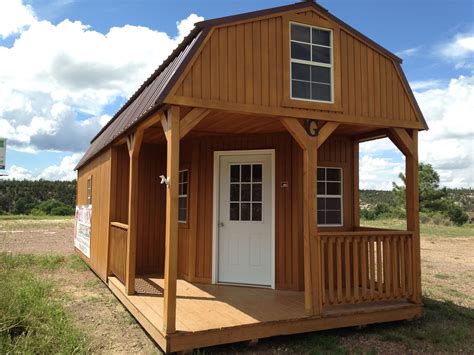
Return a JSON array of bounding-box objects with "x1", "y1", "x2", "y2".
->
[{"x1": 0, "y1": 0, "x2": 473, "y2": 189}]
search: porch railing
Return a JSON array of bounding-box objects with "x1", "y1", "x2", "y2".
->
[
  {"x1": 109, "y1": 222, "x2": 128, "y2": 284},
  {"x1": 320, "y1": 229, "x2": 414, "y2": 306}
]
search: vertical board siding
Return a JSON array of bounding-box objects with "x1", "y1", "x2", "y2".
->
[
  {"x1": 77, "y1": 148, "x2": 112, "y2": 280},
  {"x1": 172, "y1": 11, "x2": 420, "y2": 126}
]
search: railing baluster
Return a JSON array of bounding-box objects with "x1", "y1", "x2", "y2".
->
[
  {"x1": 361, "y1": 237, "x2": 368, "y2": 301},
  {"x1": 337, "y1": 237, "x2": 343, "y2": 304},
  {"x1": 377, "y1": 237, "x2": 383, "y2": 300},
  {"x1": 392, "y1": 236, "x2": 399, "y2": 298},
  {"x1": 407, "y1": 235, "x2": 413, "y2": 297},
  {"x1": 328, "y1": 238, "x2": 335, "y2": 304},
  {"x1": 400, "y1": 235, "x2": 406, "y2": 297},
  {"x1": 345, "y1": 238, "x2": 351, "y2": 303},
  {"x1": 384, "y1": 237, "x2": 391, "y2": 299},
  {"x1": 369, "y1": 236, "x2": 376, "y2": 301},
  {"x1": 322, "y1": 238, "x2": 326, "y2": 306},
  {"x1": 353, "y1": 239, "x2": 360, "y2": 303}
]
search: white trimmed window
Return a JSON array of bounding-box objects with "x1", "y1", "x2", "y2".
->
[
  {"x1": 290, "y1": 22, "x2": 333, "y2": 102},
  {"x1": 87, "y1": 176, "x2": 92, "y2": 205},
  {"x1": 317, "y1": 167, "x2": 342, "y2": 226},
  {"x1": 178, "y1": 170, "x2": 189, "y2": 223}
]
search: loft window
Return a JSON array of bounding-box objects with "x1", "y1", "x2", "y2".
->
[
  {"x1": 290, "y1": 22, "x2": 333, "y2": 103},
  {"x1": 178, "y1": 170, "x2": 189, "y2": 223},
  {"x1": 87, "y1": 176, "x2": 92, "y2": 205},
  {"x1": 317, "y1": 167, "x2": 342, "y2": 226}
]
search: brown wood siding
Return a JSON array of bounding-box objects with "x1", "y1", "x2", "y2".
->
[
  {"x1": 175, "y1": 132, "x2": 353, "y2": 291},
  {"x1": 77, "y1": 148, "x2": 112, "y2": 280},
  {"x1": 168, "y1": 9, "x2": 421, "y2": 128},
  {"x1": 112, "y1": 144, "x2": 130, "y2": 224}
]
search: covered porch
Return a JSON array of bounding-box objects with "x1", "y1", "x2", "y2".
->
[{"x1": 104, "y1": 105, "x2": 422, "y2": 351}]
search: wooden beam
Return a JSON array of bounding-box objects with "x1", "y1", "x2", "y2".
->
[
  {"x1": 163, "y1": 106, "x2": 180, "y2": 334},
  {"x1": 279, "y1": 117, "x2": 321, "y2": 316},
  {"x1": 405, "y1": 130, "x2": 421, "y2": 304},
  {"x1": 317, "y1": 122, "x2": 340, "y2": 149},
  {"x1": 279, "y1": 117, "x2": 309, "y2": 150},
  {"x1": 180, "y1": 108, "x2": 211, "y2": 139},
  {"x1": 125, "y1": 129, "x2": 144, "y2": 295},
  {"x1": 161, "y1": 112, "x2": 170, "y2": 141},
  {"x1": 354, "y1": 128, "x2": 388, "y2": 143},
  {"x1": 388, "y1": 128, "x2": 414, "y2": 156},
  {"x1": 353, "y1": 139, "x2": 360, "y2": 228}
]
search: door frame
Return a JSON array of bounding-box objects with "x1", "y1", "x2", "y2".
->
[{"x1": 212, "y1": 149, "x2": 276, "y2": 289}]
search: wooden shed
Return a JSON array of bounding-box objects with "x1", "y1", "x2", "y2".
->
[{"x1": 75, "y1": 1, "x2": 427, "y2": 352}]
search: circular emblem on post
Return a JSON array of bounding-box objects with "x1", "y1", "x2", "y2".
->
[{"x1": 304, "y1": 119, "x2": 318, "y2": 137}]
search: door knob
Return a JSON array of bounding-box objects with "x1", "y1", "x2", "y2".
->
[{"x1": 218, "y1": 222, "x2": 224, "y2": 227}]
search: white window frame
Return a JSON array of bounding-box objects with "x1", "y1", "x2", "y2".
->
[
  {"x1": 317, "y1": 167, "x2": 343, "y2": 227},
  {"x1": 289, "y1": 21, "x2": 334, "y2": 104},
  {"x1": 178, "y1": 169, "x2": 189, "y2": 224},
  {"x1": 86, "y1": 176, "x2": 92, "y2": 205}
]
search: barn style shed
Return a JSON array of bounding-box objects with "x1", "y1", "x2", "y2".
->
[{"x1": 75, "y1": 1, "x2": 427, "y2": 352}]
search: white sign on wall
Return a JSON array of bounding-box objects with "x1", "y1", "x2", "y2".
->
[
  {"x1": 0, "y1": 138, "x2": 6, "y2": 170},
  {"x1": 74, "y1": 205, "x2": 92, "y2": 258}
]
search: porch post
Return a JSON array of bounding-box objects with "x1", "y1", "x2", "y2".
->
[
  {"x1": 353, "y1": 139, "x2": 360, "y2": 228},
  {"x1": 162, "y1": 106, "x2": 180, "y2": 334},
  {"x1": 405, "y1": 130, "x2": 421, "y2": 303},
  {"x1": 125, "y1": 129, "x2": 144, "y2": 295}
]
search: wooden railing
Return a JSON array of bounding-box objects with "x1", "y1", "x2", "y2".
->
[
  {"x1": 109, "y1": 222, "x2": 128, "y2": 284},
  {"x1": 320, "y1": 230, "x2": 414, "y2": 306}
]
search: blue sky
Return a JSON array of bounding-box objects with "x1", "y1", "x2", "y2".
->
[{"x1": 0, "y1": 0, "x2": 473, "y2": 187}]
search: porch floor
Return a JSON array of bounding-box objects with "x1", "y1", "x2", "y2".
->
[{"x1": 108, "y1": 276, "x2": 421, "y2": 352}]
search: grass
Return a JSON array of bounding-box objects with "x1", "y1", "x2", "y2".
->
[
  {"x1": 0, "y1": 253, "x2": 90, "y2": 354},
  {"x1": 0, "y1": 215, "x2": 73, "y2": 221},
  {"x1": 361, "y1": 218, "x2": 474, "y2": 238}
]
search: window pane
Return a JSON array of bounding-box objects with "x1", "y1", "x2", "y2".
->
[
  {"x1": 317, "y1": 197, "x2": 326, "y2": 210},
  {"x1": 311, "y1": 66, "x2": 331, "y2": 84},
  {"x1": 252, "y1": 203, "x2": 262, "y2": 221},
  {"x1": 241, "y1": 203, "x2": 251, "y2": 221},
  {"x1": 179, "y1": 197, "x2": 187, "y2": 209},
  {"x1": 252, "y1": 184, "x2": 262, "y2": 202},
  {"x1": 230, "y1": 184, "x2": 240, "y2": 201},
  {"x1": 231, "y1": 165, "x2": 240, "y2": 182},
  {"x1": 241, "y1": 184, "x2": 251, "y2": 201},
  {"x1": 326, "y1": 197, "x2": 341, "y2": 210},
  {"x1": 230, "y1": 203, "x2": 239, "y2": 221},
  {"x1": 181, "y1": 170, "x2": 188, "y2": 182},
  {"x1": 178, "y1": 209, "x2": 186, "y2": 222},
  {"x1": 326, "y1": 211, "x2": 341, "y2": 224},
  {"x1": 291, "y1": 42, "x2": 311, "y2": 61},
  {"x1": 311, "y1": 83, "x2": 331, "y2": 102},
  {"x1": 252, "y1": 164, "x2": 262, "y2": 182},
  {"x1": 326, "y1": 168, "x2": 341, "y2": 181},
  {"x1": 311, "y1": 46, "x2": 331, "y2": 64},
  {"x1": 317, "y1": 181, "x2": 325, "y2": 195},
  {"x1": 317, "y1": 210, "x2": 326, "y2": 225},
  {"x1": 292, "y1": 80, "x2": 310, "y2": 99},
  {"x1": 182, "y1": 182, "x2": 187, "y2": 195},
  {"x1": 291, "y1": 62, "x2": 310, "y2": 81},
  {"x1": 241, "y1": 164, "x2": 251, "y2": 182},
  {"x1": 317, "y1": 168, "x2": 325, "y2": 181},
  {"x1": 312, "y1": 28, "x2": 330, "y2": 46},
  {"x1": 291, "y1": 24, "x2": 310, "y2": 43},
  {"x1": 327, "y1": 182, "x2": 341, "y2": 195}
]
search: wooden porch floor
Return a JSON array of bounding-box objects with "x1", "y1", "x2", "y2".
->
[{"x1": 108, "y1": 276, "x2": 422, "y2": 352}]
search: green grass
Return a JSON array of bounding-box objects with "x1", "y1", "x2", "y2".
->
[
  {"x1": 0, "y1": 253, "x2": 90, "y2": 353},
  {"x1": 361, "y1": 218, "x2": 474, "y2": 238},
  {"x1": 66, "y1": 255, "x2": 89, "y2": 272}
]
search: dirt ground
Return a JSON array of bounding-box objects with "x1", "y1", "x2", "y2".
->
[{"x1": 1, "y1": 219, "x2": 473, "y2": 353}]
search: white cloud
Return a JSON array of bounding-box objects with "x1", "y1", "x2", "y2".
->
[
  {"x1": 409, "y1": 79, "x2": 443, "y2": 91},
  {"x1": 0, "y1": 0, "x2": 203, "y2": 154},
  {"x1": 395, "y1": 47, "x2": 420, "y2": 58},
  {"x1": 439, "y1": 31, "x2": 474, "y2": 69},
  {"x1": 0, "y1": 0, "x2": 36, "y2": 38},
  {"x1": 1, "y1": 153, "x2": 81, "y2": 181},
  {"x1": 359, "y1": 154, "x2": 404, "y2": 190}
]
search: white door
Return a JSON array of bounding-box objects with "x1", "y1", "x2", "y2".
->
[{"x1": 217, "y1": 152, "x2": 273, "y2": 287}]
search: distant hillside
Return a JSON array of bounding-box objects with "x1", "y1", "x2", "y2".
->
[
  {"x1": 360, "y1": 188, "x2": 474, "y2": 212},
  {"x1": 0, "y1": 180, "x2": 76, "y2": 215}
]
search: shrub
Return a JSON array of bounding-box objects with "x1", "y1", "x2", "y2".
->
[
  {"x1": 446, "y1": 205, "x2": 469, "y2": 226},
  {"x1": 50, "y1": 206, "x2": 74, "y2": 216},
  {"x1": 432, "y1": 213, "x2": 451, "y2": 226},
  {"x1": 29, "y1": 207, "x2": 46, "y2": 216},
  {"x1": 30, "y1": 199, "x2": 75, "y2": 216}
]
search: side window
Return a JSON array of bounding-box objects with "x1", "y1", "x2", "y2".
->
[
  {"x1": 317, "y1": 167, "x2": 342, "y2": 226},
  {"x1": 178, "y1": 170, "x2": 189, "y2": 223},
  {"x1": 87, "y1": 176, "x2": 92, "y2": 205}
]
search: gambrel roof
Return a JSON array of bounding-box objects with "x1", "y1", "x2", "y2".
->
[{"x1": 76, "y1": 1, "x2": 426, "y2": 170}]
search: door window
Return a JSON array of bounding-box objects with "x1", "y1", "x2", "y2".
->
[{"x1": 229, "y1": 163, "x2": 263, "y2": 221}]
